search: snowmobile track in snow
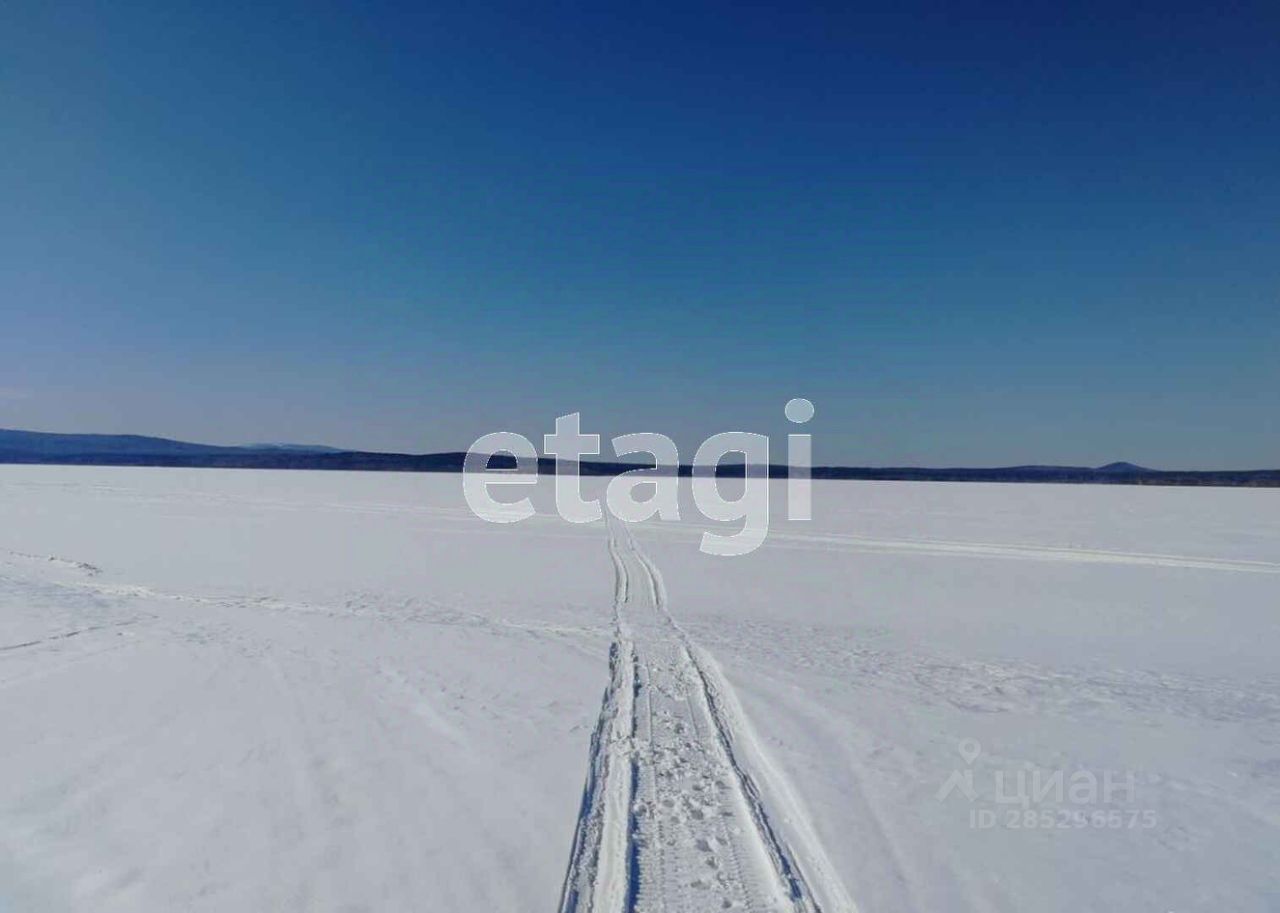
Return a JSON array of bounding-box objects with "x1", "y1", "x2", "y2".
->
[{"x1": 558, "y1": 519, "x2": 853, "y2": 913}]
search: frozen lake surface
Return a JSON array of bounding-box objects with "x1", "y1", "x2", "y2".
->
[{"x1": 1, "y1": 467, "x2": 1278, "y2": 911}]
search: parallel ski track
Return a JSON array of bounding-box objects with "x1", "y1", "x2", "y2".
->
[{"x1": 558, "y1": 518, "x2": 849, "y2": 913}]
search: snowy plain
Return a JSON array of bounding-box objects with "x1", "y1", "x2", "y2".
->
[{"x1": 1, "y1": 466, "x2": 1278, "y2": 911}]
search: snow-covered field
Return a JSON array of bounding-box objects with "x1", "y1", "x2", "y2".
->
[{"x1": 2, "y1": 466, "x2": 1278, "y2": 911}]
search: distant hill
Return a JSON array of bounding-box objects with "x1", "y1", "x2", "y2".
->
[
  {"x1": 0, "y1": 429, "x2": 243, "y2": 458},
  {"x1": 1095, "y1": 461, "x2": 1150, "y2": 474},
  {"x1": 242, "y1": 443, "x2": 346, "y2": 453},
  {"x1": 0, "y1": 428, "x2": 1276, "y2": 487},
  {"x1": 0, "y1": 430, "x2": 345, "y2": 458}
]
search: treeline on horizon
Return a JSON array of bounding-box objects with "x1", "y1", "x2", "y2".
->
[{"x1": 1, "y1": 448, "x2": 1277, "y2": 488}]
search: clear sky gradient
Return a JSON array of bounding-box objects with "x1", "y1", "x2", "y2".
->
[{"x1": 3, "y1": 2, "x2": 1277, "y2": 466}]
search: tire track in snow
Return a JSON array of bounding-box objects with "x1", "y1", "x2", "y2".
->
[
  {"x1": 558, "y1": 526, "x2": 636, "y2": 913},
  {"x1": 0, "y1": 619, "x2": 143, "y2": 653},
  {"x1": 592, "y1": 526, "x2": 1280, "y2": 574},
  {"x1": 558, "y1": 518, "x2": 854, "y2": 913}
]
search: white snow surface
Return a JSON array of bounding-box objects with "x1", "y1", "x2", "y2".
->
[{"x1": 1, "y1": 466, "x2": 1278, "y2": 911}]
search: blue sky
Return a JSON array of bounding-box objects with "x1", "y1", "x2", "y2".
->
[{"x1": 3, "y1": 2, "x2": 1277, "y2": 466}]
